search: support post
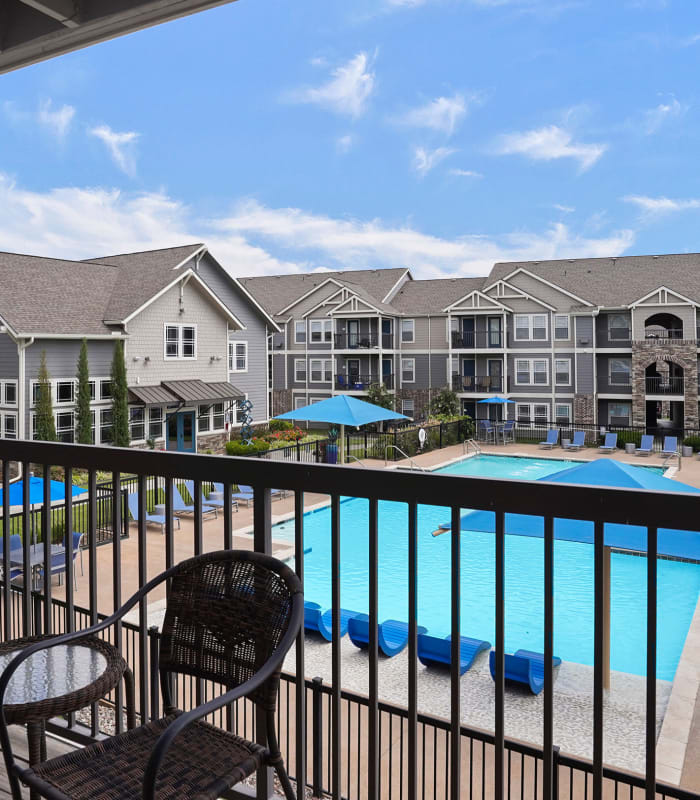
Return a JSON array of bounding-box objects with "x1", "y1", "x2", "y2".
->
[{"x1": 603, "y1": 545, "x2": 611, "y2": 690}]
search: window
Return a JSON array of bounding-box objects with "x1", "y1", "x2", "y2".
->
[
  {"x1": 129, "y1": 407, "x2": 145, "y2": 441},
  {"x1": 198, "y1": 404, "x2": 211, "y2": 432},
  {"x1": 401, "y1": 319, "x2": 415, "y2": 343},
  {"x1": 100, "y1": 379, "x2": 112, "y2": 400},
  {"x1": 235, "y1": 399, "x2": 248, "y2": 424},
  {"x1": 100, "y1": 409, "x2": 113, "y2": 443},
  {"x1": 2, "y1": 413, "x2": 16, "y2": 439},
  {"x1": 401, "y1": 358, "x2": 415, "y2": 383},
  {"x1": 294, "y1": 359, "x2": 306, "y2": 383},
  {"x1": 56, "y1": 411, "x2": 74, "y2": 443},
  {"x1": 608, "y1": 402, "x2": 631, "y2": 425},
  {"x1": 402, "y1": 398, "x2": 414, "y2": 416},
  {"x1": 533, "y1": 404, "x2": 549, "y2": 424},
  {"x1": 518, "y1": 403, "x2": 549, "y2": 425},
  {"x1": 56, "y1": 381, "x2": 75, "y2": 404},
  {"x1": 149, "y1": 407, "x2": 163, "y2": 439},
  {"x1": 309, "y1": 359, "x2": 332, "y2": 382},
  {"x1": 608, "y1": 314, "x2": 630, "y2": 340},
  {"x1": 516, "y1": 404, "x2": 531, "y2": 423},
  {"x1": 31, "y1": 382, "x2": 41, "y2": 406},
  {"x1": 555, "y1": 404, "x2": 571, "y2": 424},
  {"x1": 514, "y1": 314, "x2": 548, "y2": 341},
  {"x1": 164, "y1": 324, "x2": 196, "y2": 359},
  {"x1": 310, "y1": 319, "x2": 332, "y2": 343},
  {"x1": 2, "y1": 382, "x2": 17, "y2": 406},
  {"x1": 294, "y1": 396, "x2": 307, "y2": 410},
  {"x1": 609, "y1": 359, "x2": 631, "y2": 385},
  {"x1": 554, "y1": 359, "x2": 571, "y2": 385},
  {"x1": 515, "y1": 359, "x2": 549, "y2": 385},
  {"x1": 212, "y1": 403, "x2": 225, "y2": 430},
  {"x1": 88, "y1": 381, "x2": 96, "y2": 401},
  {"x1": 294, "y1": 321, "x2": 306, "y2": 344},
  {"x1": 229, "y1": 341, "x2": 248, "y2": 372},
  {"x1": 554, "y1": 315, "x2": 570, "y2": 340}
]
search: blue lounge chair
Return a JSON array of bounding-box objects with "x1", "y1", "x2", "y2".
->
[
  {"x1": 347, "y1": 614, "x2": 427, "y2": 657},
  {"x1": 127, "y1": 492, "x2": 181, "y2": 534},
  {"x1": 233, "y1": 484, "x2": 286, "y2": 507},
  {"x1": 635, "y1": 435, "x2": 654, "y2": 456},
  {"x1": 661, "y1": 436, "x2": 678, "y2": 457},
  {"x1": 539, "y1": 429, "x2": 559, "y2": 449},
  {"x1": 563, "y1": 431, "x2": 585, "y2": 451},
  {"x1": 172, "y1": 485, "x2": 217, "y2": 519},
  {"x1": 417, "y1": 634, "x2": 491, "y2": 675},
  {"x1": 489, "y1": 649, "x2": 562, "y2": 695},
  {"x1": 598, "y1": 432, "x2": 617, "y2": 452},
  {"x1": 304, "y1": 601, "x2": 357, "y2": 641},
  {"x1": 185, "y1": 481, "x2": 238, "y2": 514}
]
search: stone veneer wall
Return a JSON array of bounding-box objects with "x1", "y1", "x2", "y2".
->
[
  {"x1": 631, "y1": 342, "x2": 699, "y2": 429},
  {"x1": 574, "y1": 394, "x2": 595, "y2": 425},
  {"x1": 271, "y1": 389, "x2": 293, "y2": 416},
  {"x1": 395, "y1": 388, "x2": 432, "y2": 417}
]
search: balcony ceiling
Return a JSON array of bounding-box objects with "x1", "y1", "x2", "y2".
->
[{"x1": 0, "y1": 0, "x2": 237, "y2": 74}]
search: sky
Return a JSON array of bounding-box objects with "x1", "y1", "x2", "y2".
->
[{"x1": 0, "y1": 0, "x2": 699, "y2": 280}]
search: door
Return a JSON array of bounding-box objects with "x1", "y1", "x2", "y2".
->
[
  {"x1": 488, "y1": 359, "x2": 502, "y2": 392},
  {"x1": 167, "y1": 411, "x2": 196, "y2": 452},
  {"x1": 462, "y1": 358, "x2": 475, "y2": 391},
  {"x1": 461, "y1": 317, "x2": 475, "y2": 347},
  {"x1": 382, "y1": 358, "x2": 393, "y2": 388},
  {"x1": 488, "y1": 317, "x2": 502, "y2": 347},
  {"x1": 348, "y1": 320, "x2": 360, "y2": 349},
  {"x1": 347, "y1": 359, "x2": 360, "y2": 385},
  {"x1": 381, "y1": 319, "x2": 393, "y2": 348},
  {"x1": 461, "y1": 400, "x2": 476, "y2": 419}
]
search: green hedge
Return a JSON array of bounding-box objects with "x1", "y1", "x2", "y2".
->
[{"x1": 225, "y1": 440, "x2": 271, "y2": 456}]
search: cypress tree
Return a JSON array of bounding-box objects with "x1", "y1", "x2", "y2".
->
[
  {"x1": 35, "y1": 351, "x2": 57, "y2": 442},
  {"x1": 110, "y1": 341, "x2": 130, "y2": 447},
  {"x1": 75, "y1": 338, "x2": 93, "y2": 444}
]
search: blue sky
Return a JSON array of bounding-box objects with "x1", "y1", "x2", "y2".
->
[{"x1": 1, "y1": 0, "x2": 699, "y2": 278}]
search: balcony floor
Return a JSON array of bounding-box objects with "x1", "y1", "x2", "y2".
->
[{"x1": 0, "y1": 725, "x2": 74, "y2": 798}]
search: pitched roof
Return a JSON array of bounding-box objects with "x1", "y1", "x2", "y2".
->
[
  {"x1": 239, "y1": 268, "x2": 408, "y2": 317},
  {"x1": 390, "y1": 277, "x2": 486, "y2": 314},
  {"x1": 488, "y1": 253, "x2": 700, "y2": 307}
]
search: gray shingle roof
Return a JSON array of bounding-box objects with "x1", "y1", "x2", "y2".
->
[
  {"x1": 488, "y1": 253, "x2": 700, "y2": 307},
  {"x1": 390, "y1": 277, "x2": 486, "y2": 314}
]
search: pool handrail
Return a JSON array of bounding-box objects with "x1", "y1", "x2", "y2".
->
[{"x1": 384, "y1": 445, "x2": 428, "y2": 471}]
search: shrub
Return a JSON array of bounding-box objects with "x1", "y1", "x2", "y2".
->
[
  {"x1": 269, "y1": 419, "x2": 294, "y2": 432},
  {"x1": 614, "y1": 430, "x2": 642, "y2": 449},
  {"x1": 225, "y1": 439, "x2": 270, "y2": 456},
  {"x1": 683, "y1": 435, "x2": 700, "y2": 452}
]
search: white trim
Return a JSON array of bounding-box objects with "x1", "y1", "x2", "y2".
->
[
  {"x1": 382, "y1": 269, "x2": 411, "y2": 304},
  {"x1": 294, "y1": 320, "x2": 307, "y2": 344},
  {"x1": 400, "y1": 357, "x2": 416, "y2": 383},
  {"x1": 332, "y1": 294, "x2": 383, "y2": 315},
  {"x1": 442, "y1": 289, "x2": 511, "y2": 313},
  {"x1": 164, "y1": 322, "x2": 197, "y2": 360},
  {"x1": 309, "y1": 358, "x2": 333, "y2": 383},
  {"x1": 630, "y1": 285, "x2": 698, "y2": 308},
  {"x1": 513, "y1": 313, "x2": 549, "y2": 342},
  {"x1": 553, "y1": 314, "x2": 570, "y2": 341},
  {"x1": 308, "y1": 318, "x2": 333, "y2": 343},
  {"x1": 514, "y1": 357, "x2": 549, "y2": 386},
  {"x1": 302, "y1": 286, "x2": 351, "y2": 319},
  {"x1": 515, "y1": 402, "x2": 550, "y2": 424},
  {"x1": 400, "y1": 319, "x2": 415, "y2": 343},
  {"x1": 554, "y1": 402, "x2": 572, "y2": 424},
  {"x1": 481, "y1": 277, "x2": 558, "y2": 311},
  {"x1": 228, "y1": 340, "x2": 248, "y2": 373},
  {"x1": 502, "y1": 267, "x2": 594, "y2": 307},
  {"x1": 554, "y1": 357, "x2": 572, "y2": 386},
  {"x1": 607, "y1": 401, "x2": 632, "y2": 426},
  {"x1": 277, "y1": 277, "x2": 345, "y2": 316},
  {"x1": 294, "y1": 358, "x2": 306, "y2": 383}
]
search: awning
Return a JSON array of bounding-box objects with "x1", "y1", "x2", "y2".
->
[
  {"x1": 129, "y1": 380, "x2": 244, "y2": 406},
  {"x1": 128, "y1": 384, "x2": 179, "y2": 405}
]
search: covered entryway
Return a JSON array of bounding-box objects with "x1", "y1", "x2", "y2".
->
[{"x1": 167, "y1": 411, "x2": 196, "y2": 452}]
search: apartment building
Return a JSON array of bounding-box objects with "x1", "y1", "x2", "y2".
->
[
  {"x1": 242, "y1": 253, "x2": 700, "y2": 433},
  {"x1": 0, "y1": 244, "x2": 277, "y2": 452}
]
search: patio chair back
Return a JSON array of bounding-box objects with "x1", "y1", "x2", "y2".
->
[
  {"x1": 572, "y1": 431, "x2": 585, "y2": 446},
  {"x1": 502, "y1": 420, "x2": 515, "y2": 431},
  {"x1": 639, "y1": 435, "x2": 654, "y2": 451},
  {"x1": 603, "y1": 433, "x2": 617, "y2": 449},
  {"x1": 663, "y1": 436, "x2": 678, "y2": 452},
  {"x1": 544, "y1": 429, "x2": 558, "y2": 445},
  {"x1": 159, "y1": 550, "x2": 303, "y2": 710},
  {"x1": 0, "y1": 534, "x2": 22, "y2": 553}
]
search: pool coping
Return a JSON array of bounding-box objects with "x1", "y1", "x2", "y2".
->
[{"x1": 655, "y1": 594, "x2": 700, "y2": 784}]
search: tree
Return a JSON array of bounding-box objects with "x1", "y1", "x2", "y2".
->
[
  {"x1": 75, "y1": 338, "x2": 93, "y2": 444},
  {"x1": 428, "y1": 387, "x2": 459, "y2": 419},
  {"x1": 366, "y1": 382, "x2": 394, "y2": 412},
  {"x1": 35, "y1": 351, "x2": 57, "y2": 442},
  {"x1": 110, "y1": 341, "x2": 130, "y2": 447}
]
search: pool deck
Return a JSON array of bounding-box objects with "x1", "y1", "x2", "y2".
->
[{"x1": 40, "y1": 442, "x2": 700, "y2": 790}]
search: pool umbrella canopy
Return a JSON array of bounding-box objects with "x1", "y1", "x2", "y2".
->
[
  {"x1": 274, "y1": 395, "x2": 410, "y2": 463},
  {"x1": 476, "y1": 396, "x2": 515, "y2": 404},
  {"x1": 0, "y1": 477, "x2": 87, "y2": 509}
]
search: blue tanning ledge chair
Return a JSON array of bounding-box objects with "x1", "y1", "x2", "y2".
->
[
  {"x1": 348, "y1": 614, "x2": 427, "y2": 657},
  {"x1": 489, "y1": 649, "x2": 562, "y2": 695},
  {"x1": 417, "y1": 634, "x2": 491, "y2": 675},
  {"x1": 304, "y1": 601, "x2": 357, "y2": 641}
]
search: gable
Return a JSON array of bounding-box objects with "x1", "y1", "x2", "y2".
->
[
  {"x1": 482, "y1": 279, "x2": 556, "y2": 311},
  {"x1": 631, "y1": 286, "x2": 698, "y2": 308},
  {"x1": 331, "y1": 294, "x2": 382, "y2": 315},
  {"x1": 277, "y1": 278, "x2": 345, "y2": 316},
  {"x1": 499, "y1": 269, "x2": 591, "y2": 310},
  {"x1": 443, "y1": 290, "x2": 510, "y2": 313}
]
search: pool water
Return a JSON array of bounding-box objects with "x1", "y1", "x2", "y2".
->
[{"x1": 274, "y1": 456, "x2": 699, "y2": 680}]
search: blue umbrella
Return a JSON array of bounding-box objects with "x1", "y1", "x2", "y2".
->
[
  {"x1": 0, "y1": 477, "x2": 87, "y2": 508},
  {"x1": 476, "y1": 396, "x2": 515, "y2": 404},
  {"x1": 275, "y1": 395, "x2": 410, "y2": 463}
]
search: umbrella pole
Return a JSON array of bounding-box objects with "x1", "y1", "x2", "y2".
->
[{"x1": 340, "y1": 424, "x2": 345, "y2": 465}]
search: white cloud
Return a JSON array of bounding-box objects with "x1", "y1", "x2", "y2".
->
[
  {"x1": 450, "y1": 168, "x2": 483, "y2": 178},
  {"x1": 0, "y1": 175, "x2": 635, "y2": 280},
  {"x1": 3, "y1": 98, "x2": 75, "y2": 141},
  {"x1": 494, "y1": 125, "x2": 607, "y2": 171},
  {"x1": 643, "y1": 97, "x2": 687, "y2": 134},
  {"x1": 413, "y1": 146, "x2": 456, "y2": 175},
  {"x1": 336, "y1": 134, "x2": 354, "y2": 153},
  {"x1": 623, "y1": 195, "x2": 700, "y2": 216},
  {"x1": 89, "y1": 124, "x2": 140, "y2": 176},
  {"x1": 553, "y1": 204, "x2": 575, "y2": 213},
  {"x1": 395, "y1": 93, "x2": 474, "y2": 135},
  {"x1": 289, "y1": 52, "x2": 376, "y2": 118}
]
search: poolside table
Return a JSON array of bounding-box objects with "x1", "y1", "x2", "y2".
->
[{"x1": 9, "y1": 544, "x2": 65, "y2": 591}]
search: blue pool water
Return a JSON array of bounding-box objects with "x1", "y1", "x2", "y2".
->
[{"x1": 275, "y1": 456, "x2": 699, "y2": 680}]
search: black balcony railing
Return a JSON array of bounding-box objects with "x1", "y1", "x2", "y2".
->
[
  {"x1": 451, "y1": 330, "x2": 503, "y2": 349},
  {"x1": 0, "y1": 439, "x2": 698, "y2": 800},
  {"x1": 334, "y1": 333, "x2": 379, "y2": 349},
  {"x1": 646, "y1": 376, "x2": 685, "y2": 394},
  {"x1": 452, "y1": 374, "x2": 503, "y2": 392},
  {"x1": 335, "y1": 373, "x2": 393, "y2": 390},
  {"x1": 644, "y1": 328, "x2": 684, "y2": 340}
]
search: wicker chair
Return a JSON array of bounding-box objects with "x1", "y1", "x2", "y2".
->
[{"x1": 0, "y1": 550, "x2": 304, "y2": 800}]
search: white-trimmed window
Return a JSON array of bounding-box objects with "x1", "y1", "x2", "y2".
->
[
  {"x1": 294, "y1": 359, "x2": 306, "y2": 383},
  {"x1": 309, "y1": 319, "x2": 333, "y2": 343},
  {"x1": 555, "y1": 403, "x2": 572, "y2": 424},
  {"x1": 129, "y1": 407, "x2": 145, "y2": 441},
  {"x1": 608, "y1": 402, "x2": 631, "y2": 425},
  {"x1": 609, "y1": 358, "x2": 631, "y2": 385},
  {"x1": 294, "y1": 396, "x2": 307, "y2": 410},
  {"x1": 212, "y1": 403, "x2": 225, "y2": 430},
  {"x1": 198, "y1": 404, "x2": 211, "y2": 432},
  {"x1": 164, "y1": 324, "x2": 196, "y2": 359},
  {"x1": 149, "y1": 407, "x2": 163, "y2": 439},
  {"x1": 401, "y1": 358, "x2": 415, "y2": 383},
  {"x1": 554, "y1": 358, "x2": 571, "y2": 385},
  {"x1": 0, "y1": 381, "x2": 17, "y2": 407},
  {"x1": 517, "y1": 403, "x2": 549, "y2": 425},
  {"x1": 608, "y1": 314, "x2": 630, "y2": 340},
  {"x1": 515, "y1": 359, "x2": 548, "y2": 385},
  {"x1": 554, "y1": 315, "x2": 570, "y2": 340},
  {"x1": 401, "y1": 319, "x2": 415, "y2": 343},
  {"x1": 294, "y1": 321, "x2": 306, "y2": 344},
  {"x1": 1, "y1": 413, "x2": 17, "y2": 439},
  {"x1": 310, "y1": 359, "x2": 333, "y2": 383},
  {"x1": 514, "y1": 314, "x2": 548, "y2": 341},
  {"x1": 100, "y1": 409, "x2": 113, "y2": 443},
  {"x1": 402, "y1": 398, "x2": 414, "y2": 416},
  {"x1": 100, "y1": 379, "x2": 112, "y2": 400},
  {"x1": 229, "y1": 341, "x2": 248, "y2": 372},
  {"x1": 56, "y1": 410, "x2": 74, "y2": 443},
  {"x1": 56, "y1": 380, "x2": 75, "y2": 404}
]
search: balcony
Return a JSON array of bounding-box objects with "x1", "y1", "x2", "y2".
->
[
  {"x1": 334, "y1": 333, "x2": 379, "y2": 349},
  {"x1": 335, "y1": 373, "x2": 393, "y2": 390},
  {"x1": 646, "y1": 376, "x2": 685, "y2": 394},
  {"x1": 0, "y1": 438, "x2": 697, "y2": 800},
  {"x1": 451, "y1": 330, "x2": 503, "y2": 349},
  {"x1": 597, "y1": 374, "x2": 632, "y2": 393},
  {"x1": 644, "y1": 328, "x2": 684, "y2": 341},
  {"x1": 452, "y1": 374, "x2": 503, "y2": 392}
]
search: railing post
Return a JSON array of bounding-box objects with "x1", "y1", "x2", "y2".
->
[
  {"x1": 552, "y1": 746, "x2": 560, "y2": 800},
  {"x1": 149, "y1": 625, "x2": 160, "y2": 721},
  {"x1": 32, "y1": 591, "x2": 42, "y2": 637},
  {"x1": 297, "y1": 440, "x2": 301, "y2": 462},
  {"x1": 311, "y1": 677, "x2": 324, "y2": 797},
  {"x1": 364, "y1": 430, "x2": 368, "y2": 459},
  {"x1": 439, "y1": 422, "x2": 443, "y2": 449}
]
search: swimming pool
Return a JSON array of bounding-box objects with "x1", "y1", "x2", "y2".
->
[{"x1": 274, "y1": 456, "x2": 699, "y2": 680}]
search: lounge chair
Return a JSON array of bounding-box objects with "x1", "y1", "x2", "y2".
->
[
  {"x1": 598, "y1": 432, "x2": 617, "y2": 452},
  {"x1": 185, "y1": 481, "x2": 238, "y2": 514},
  {"x1": 563, "y1": 431, "x2": 585, "y2": 451},
  {"x1": 347, "y1": 614, "x2": 427, "y2": 657},
  {"x1": 172, "y1": 485, "x2": 217, "y2": 519},
  {"x1": 303, "y1": 601, "x2": 357, "y2": 641},
  {"x1": 127, "y1": 492, "x2": 181, "y2": 534},
  {"x1": 234, "y1": 484, "x2": 286, "y2": 506},
  {"x1": 661, "y1": 436, "x2": 678, "y2": 457},
  {"x1": 417, "y1": 634, "x2": 491, "y2": 675},
  {"x1": 635, "y1": 435, "x2": 654, "y2": 456},
  {"x1": 0, "y1": 535, "x2": 23, "y2": 582},
  {"x1": 539, "y1": 429, "x2": 559, "y2": 449},
  {"x1": 489, "y1": 649, "x2": 562, "y2": 695}
]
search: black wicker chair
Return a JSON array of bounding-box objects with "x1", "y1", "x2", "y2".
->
[{"x1": 0, "y1": 550, "x2": 304, "y2": 800}]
